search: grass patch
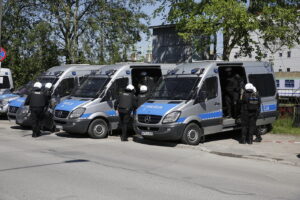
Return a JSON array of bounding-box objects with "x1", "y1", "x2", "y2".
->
[{"x1": 271, "y1": 117, "x2": 300, "y2": 135}]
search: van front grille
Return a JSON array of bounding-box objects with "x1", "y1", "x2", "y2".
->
[
  {"x1": 9, "y1": 106, "x2": 19, "y2": 113},
  {"x1": 138, "y1": 115, "x2": 162, "y2": 124},
  {"x1": 55, "y1": 110, "x2": 70, "y2": 118}
]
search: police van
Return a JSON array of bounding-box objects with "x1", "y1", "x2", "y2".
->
[
  {"x1": 0, "y1": 68, "x2": 13, "y2": 95},
  {"x1": 0, "y1": 82, "x2": 32, "y2": 114},
  {"x1": 7, "y1": 64, "x2": 103, "y2": 126},
  {"x1": 53, "y1": 63, "x2": 176, "y2": 138},
  {"x1": 134, "y1": 61, "x2": 278, "y2": 145}
]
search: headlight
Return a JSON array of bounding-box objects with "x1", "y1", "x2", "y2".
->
[
  {"x1": 21, "y1": 106, "x2": 29, "y2": 114},
  {"x1": 0, "y1": 99, "x2": 8, "y2": 105},
  {"x1": 162, "y1": 111, "x2": 181, "y2": 124},
  {"x1": 69, "y1": 107, "x2": 86, "y2": 119}
]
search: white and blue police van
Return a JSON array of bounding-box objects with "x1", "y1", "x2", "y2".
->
[
  {"x1": 53, "y1": 63, "x2": 176, "y2": 138},
  {"x1": 0, "y1": 81, "x2": 33, "y2": 115},
  {"x1": 133, "y1": 61, "x2": 278, "y2": 145},
  {"x1": 7, "y1": 64, "x2": 103, "y2": 126},
  {"x1": 0, "y1": 68, "x2": 13, "y2": 95}
]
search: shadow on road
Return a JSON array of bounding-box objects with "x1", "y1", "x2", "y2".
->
[
  {"x1": 204, "y1": 130, "x2": 241, "y2": 143},
  {"x1": 56, "y1": 132, "x2": 89, "y2": 139},
  {"x1": 297, "y1": 154, "x2": 300, "y2": 159},
  {"x1": 10, "y1": 125, "x2": 31, "y2": 130},
  {"x1": 133, "y1": 136, "x2": 178, "y2": 147}
]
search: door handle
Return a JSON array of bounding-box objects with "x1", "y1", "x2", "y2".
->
[{"x1": 214, "y1": 102, "x2": 220, "y2": 106}]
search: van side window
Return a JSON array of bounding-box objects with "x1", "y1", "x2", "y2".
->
[
  {"x1": 106, "y1": 78, "x2": 129, "y2": 100},
  {"x1": 248, "y1": 74, "x2": 276, "y2": 97},
  {"x1": 201, "y1": 76, "x2": 218, "y2": 100},
  {"x1": 55, "y1": 78, "x2": 75, "y2": 97}
]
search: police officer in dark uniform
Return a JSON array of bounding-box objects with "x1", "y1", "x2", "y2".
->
[
  {"x1": 115, "y1": 84, "x2": 137, "y2": 141},
  {"x1": 25, "y1": 82, "x2": 49, "y2": 137},
  {"x1": 137, "y1": 85, "x2": 149, "y2": 107},
  {"x1": 138, "y1": 72, "x2": 155, "y2": 94},
  {"x1": 224, "y1": 68, "x2": 244, "y2": 118},
  {"x1": 240, "y1": 83, "x2": 261, "y2": 144},
  {"x1": 42, "y1": 82, "x2": 56, "y2": 132}
]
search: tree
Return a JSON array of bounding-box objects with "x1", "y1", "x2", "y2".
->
[{"x1": 156, "y1": 0, "x2": 300, "y2": 60}]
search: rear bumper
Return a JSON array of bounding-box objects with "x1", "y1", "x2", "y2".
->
[
  {"x1": 133, "y1": 121, "x2": 185, "y2": 141},
  {"x1": 53, "y1": 117, "x2": 91, "y2": 134}
]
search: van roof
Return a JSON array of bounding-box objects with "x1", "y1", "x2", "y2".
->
[{"x1": 46, "y1": 64, "x2": 103, "y2": 73}]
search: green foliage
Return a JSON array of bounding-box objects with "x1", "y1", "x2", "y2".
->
[
  {"x1": 156, "y1": 0, "x2": 300, "y2": 60},
  {"x1": 272, "y1": 117, "x2": 300, "y2": 135},
  {"x1": 0, "y1": 0, "x2": 153, "y2": 87}
]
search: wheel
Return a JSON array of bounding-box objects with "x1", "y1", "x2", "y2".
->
[
  {"x1": 181, "y1": 123, "x2": 203, "y2": 145},
  {"x1": 88, "y1": 119, "x2": 109, "y2": 139},
  {"x1": 257, "y1": 124, "x2": 272, "y2": 135}
]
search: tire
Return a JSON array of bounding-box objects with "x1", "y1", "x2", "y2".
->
[
  {"x1": 257, "y1": 124, "x2": 272, "y2": 135},
  {"x1": 181, "y1": 123, "x2": 203, "y2": 145},
  {"x1": 88, "y1": 119, "x2": 109, "y2": 139}
]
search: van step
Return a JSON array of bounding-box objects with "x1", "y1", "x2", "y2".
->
[{"x1": 223, "y1": 118, "x2": 236, "y2": 127}]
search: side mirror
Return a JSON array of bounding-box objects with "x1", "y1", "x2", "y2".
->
[{"x1": 196, "y1": 91, "x2": 207, "y2": 103}]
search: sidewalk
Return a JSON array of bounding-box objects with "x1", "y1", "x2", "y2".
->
[{"x1": 197, "y1": 133, "x2": 300, "y2": 166}]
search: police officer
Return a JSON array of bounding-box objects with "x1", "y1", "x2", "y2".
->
[
  {"x1": 138, "y1": 72, "x2": 155, "y2": 93},
  {"x1": 224, "y1": 68, "x2": 243, "y2": 118},
  {"x1": 240, "y1": 83, "x2": 261, "y2": 144},
  {"x1": 115, "y1": 84, "x2": 137, "y2": 141},
  {"x1": 25, "y1": 82, "x2": 49, "y2": 137},
  {"x1": 43, "y1": 82, "x2": 56, "y2": 132},
  {"x1": 137, "y1": 85, "x2": 149, "y2": 107}
]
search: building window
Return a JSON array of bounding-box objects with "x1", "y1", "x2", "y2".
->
[
  {"x1": 279, "y1": 69, "x2": 282, "y2": 72},
  {"x1": 279, "y1": 52, "x2": 282, "y2": 57},
  {"x1": 264, "y1": 53, "x2": 268, "y2": 57},
  {"x1": 276, "y1": 80, "x2": 280, "y2": 87},
  {"x1": 287, "y1": 68, "x2": 290, "y2": 72},
  {"x1": 287, "y1": 51, "x2": 291, "y2": 58},
  {"x1": 285, "y1": 80, "x2": 294, "y2": 88}
]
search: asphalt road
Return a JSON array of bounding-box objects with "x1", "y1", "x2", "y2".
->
[{"x1": 0, "y1": 119, "x2": 299, "y2": 200}]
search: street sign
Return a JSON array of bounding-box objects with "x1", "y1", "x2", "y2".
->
[{"x1": 0, "y1": 48, "x2": 7, "y2": 62}]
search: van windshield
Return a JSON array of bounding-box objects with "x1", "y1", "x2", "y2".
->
[
  {"x1": 37, "y1": 76, "x2": 58, "y2": 85},
  {"x1": 152, "y1": 77, "x2": 201, "y2": 100},
  {"x1": 71, "y1": 77, "x2": 110, "y2": 98}
]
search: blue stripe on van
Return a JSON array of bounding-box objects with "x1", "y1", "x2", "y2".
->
[
  {"x1": 261, "y1": 104, "x2": 277, "y2": 112},
  {"x1": 176, "y1": 117, "x2": 186, "y2": 123},
  {"x1": 198, "y1": 111, "x2": 223, "y2": 120},
  {"x1": 9, "y1": 97, "x2": 26, "y2": 107},
  {"x1": 55, "y1": 99, "x2": 87, "y2": 111},
  {"x1": 137, "y1": 103, "x2": 179, "y2": 116},
  {"x1": 80, "y1": 113, "x2": 92, "y2": 119},
  {"x1": 105, "y1": 110, "x2": 117, "y2": 116}
]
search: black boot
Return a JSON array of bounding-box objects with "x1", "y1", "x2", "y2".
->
[
  {"x1": 239, "y1": 136, "x2": 246, "y2": 144},
  {"x1": 254, "y1": 136, "x2": 262, "y2": 142},
  {"x1": 247, "y1": 137, "x2": 253, "y2": 144}
]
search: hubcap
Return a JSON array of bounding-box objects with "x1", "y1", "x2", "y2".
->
[
  {"x1": 187, "y1": 129, "x2": 198, "y2": 142},
  {"x1": 94, "y1": 124, "x2": 105, "y2": 135}
]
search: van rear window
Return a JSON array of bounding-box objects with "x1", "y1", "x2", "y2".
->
[
  {"x1": 248, "y1": 74, "x2": 276, "y2": 97},
  {"x1": 0, "y1": 76, "x2": 10, "y2": 89}
]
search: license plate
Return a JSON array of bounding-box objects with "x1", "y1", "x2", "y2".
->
[
  {"x1": 56, "y1": 125, "x2": 63, "y2": 129},
  {"x1": 141, "y1": 131, "x2": 153, "y2": 136}
]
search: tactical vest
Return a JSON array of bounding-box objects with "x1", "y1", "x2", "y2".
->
[
  {"x1": 118, "y1": 92, "x2": 134, "y2": 111},
  {"x1": 30, "y1": 91, "x2": 47, "y2": 108},
  {"x1": 246, "y1": 92, "x2": 260, "y2": 112},
  {"x1": 137, "y1": 93, "x2": 148, "y2": 107}
]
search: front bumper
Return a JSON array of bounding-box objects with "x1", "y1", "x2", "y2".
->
[
  {"x1": 53, "y1": 117, "x2": 91, "y2": 134},
  {"x1": 134, "y1": 121, "x2": 185, "y2": 141}
]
